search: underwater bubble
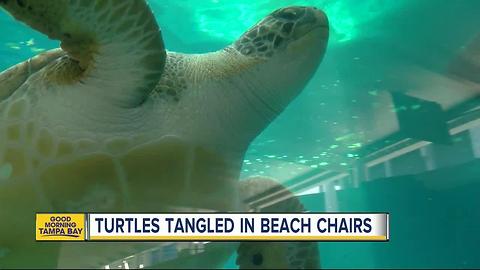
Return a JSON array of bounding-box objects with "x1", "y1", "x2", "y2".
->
[
  {"x1": 453, "y1": 137, "x2": 463, "y2": 143},
  {"x1": 25, "y1": 38, "x2": 34, "y2": 46},
  {"x1": 30, "y1": 47, "x2": 45, "y2": 53},
  {"x1": 348, "y1": 143, "x2": 362, "y2": 149},
  {"x1": 6, "y1": 43, "x2": 21, "y2": 50},
  {"x1": 319, "y1": 162, "x2": 329, "y2": 166},
  {"x1": 391, "y1": 106, "x2": 408, "y2": 112},
  {"x1": 368, "y1": 90, "x2": 378, "y2": 96}
]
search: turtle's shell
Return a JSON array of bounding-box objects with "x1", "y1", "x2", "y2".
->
[{"x1": 0, "y1": 52, "x2": 244, "y2": 269}]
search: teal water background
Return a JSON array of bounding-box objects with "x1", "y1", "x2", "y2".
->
[{"x1": 1, "y1": 0, "x2": 480, "y2": 268}]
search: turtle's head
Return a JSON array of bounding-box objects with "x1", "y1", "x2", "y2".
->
[
  {"x1": 231, "y1": 6, "x2": 329, "y2": 118},
  {"x1": 233, "y1": 6, "x2": 329, "y2": 59}
]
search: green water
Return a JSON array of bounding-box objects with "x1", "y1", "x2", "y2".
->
[{"x1": 1, "y1": 0, "x2": 480, "y2": 268}]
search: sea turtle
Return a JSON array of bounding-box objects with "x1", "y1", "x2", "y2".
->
[{"x1": 0, "y1": 0, "x2": 329, "y2": 268}]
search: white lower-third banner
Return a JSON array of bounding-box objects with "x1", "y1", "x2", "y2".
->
[{"x1": 85, "y1": 213, "x2": 389, "y2": 241}]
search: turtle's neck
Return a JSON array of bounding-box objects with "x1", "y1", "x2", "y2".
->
[{"x1": 155, "y1": 49, "x2": 282, "y2": 159}]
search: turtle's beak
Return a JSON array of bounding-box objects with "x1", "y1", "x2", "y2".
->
[{"x1": 293, "y1": 7, "x2": 329, "y2": 40}]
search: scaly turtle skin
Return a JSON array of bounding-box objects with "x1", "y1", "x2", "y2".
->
[{"x1": 0, "y1": 1, "x2": 329, "y2": 268}]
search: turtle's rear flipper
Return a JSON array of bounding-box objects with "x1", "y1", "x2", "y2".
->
[
  {"x1": 237, "y1": 177, "x2": 320, "y2": 269},
  {"x1": 0, "y1": 0, "x2": 166, "y2": 107}
]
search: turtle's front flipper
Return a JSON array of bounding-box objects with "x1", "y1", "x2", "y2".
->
[
  {"x1": 0, "y1": 0, "x2": 166, "y2": 107},
  {"x1": 0, "y1": 48, "x2": 65, "y2": 101},
  {"x1": 238, "y1": 178, "x2": 320, "y2": 269}
]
